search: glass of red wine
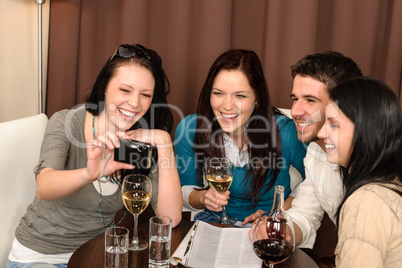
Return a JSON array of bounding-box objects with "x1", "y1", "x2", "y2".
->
[{"x1": 252, "y1": 211, "x2": 295, "y2": 267}]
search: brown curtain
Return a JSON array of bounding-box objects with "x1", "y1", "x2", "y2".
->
[{"x1": 46, "y1": 0, "x2": 402, "y2": 131}]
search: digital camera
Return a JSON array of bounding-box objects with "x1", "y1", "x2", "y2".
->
[{"x1": 114, "y1": 138, "x2": 153, "y2": 169}]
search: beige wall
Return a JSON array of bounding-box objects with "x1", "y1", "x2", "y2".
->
[{"x1": 0, "y1": 0, "x2": 49, "y2": 122}]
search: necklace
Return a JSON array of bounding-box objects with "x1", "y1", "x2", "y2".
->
[
  {"x1": 92, "y1": 115, "x2": 97, "y2": 140},
  {"x1": 92, "y1": 115, "x2": 126, "y2": 227}
]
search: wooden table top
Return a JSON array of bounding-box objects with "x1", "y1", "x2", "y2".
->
[{"x1": 67, "y1": 221, "x2": 319, "y2": 268}]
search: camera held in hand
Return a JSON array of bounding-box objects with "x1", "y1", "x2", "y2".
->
[{"x1": 114, "y1": 138, "x2": 153, "y2": 170}]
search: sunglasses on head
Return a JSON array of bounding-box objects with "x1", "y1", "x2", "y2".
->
[{"x1": 109, "y1": 44, "x2": 162, "y2": 66}]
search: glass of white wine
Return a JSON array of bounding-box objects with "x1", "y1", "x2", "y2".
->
[
  {"x1": 204, "y1": 157, "x2": 236, "y2": 225},
  {"x1": 122, "y1": 174, "x2": 152, "y2": 251}
]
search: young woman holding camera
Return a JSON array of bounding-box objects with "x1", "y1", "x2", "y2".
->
[{"x1": 6, "y1": 44, "x2": 182, "y2": 268}]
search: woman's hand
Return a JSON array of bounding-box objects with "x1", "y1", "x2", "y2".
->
[
  {"x1": 123, "y1": 129, "x2": 172, "y2": 147},
  {"x1": 37, "y1": 131, "x2": 134, "y2": 200},
  {"x1": 85, "y1": 132, "x2": 134, "y2": 182},
  {"x1": 242, "y1": 209, "x2": 265, "y2": 225},
  {"x1": 200, "y1": 188, "x2": 230, "y2": 212},
  {"x1": 122, "y1": 129, "x2": 183, "y2": 227}
]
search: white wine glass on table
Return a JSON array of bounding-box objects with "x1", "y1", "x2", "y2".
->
[
  {"x1": 204, "y1": 157, "x2": 236, "y2": 225},
  {"x1": 252, "y1": 186, "x2": 295, "y2": 267},
  {"x1": 122, "y1": 174, "x2": 152, "y2": 251}
]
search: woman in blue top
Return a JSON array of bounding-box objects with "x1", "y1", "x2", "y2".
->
[{"x1": 174, "y1": 49, "x2": 307, "y2": 222}]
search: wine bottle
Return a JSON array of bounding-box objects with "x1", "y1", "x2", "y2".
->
[
  {"x1": 267, "y1": 185, "x2": 286, "y2": 239},
  {"x1": 252, "y1": 185, "x2": 295, "y2": 267},
  {"x1": 269, "y1": 185, "x2": 285, "y2": 216}
]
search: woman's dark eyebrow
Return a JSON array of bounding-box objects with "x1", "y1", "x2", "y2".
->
[{"x1": 212, "y1": 88, "x2": 250, "y2": 94}]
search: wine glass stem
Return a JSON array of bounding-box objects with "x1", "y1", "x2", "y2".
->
[
  {"x1": 132, "y1": 214, "x2": 139, "y2": 246},
  {"x1": 221, "y1": 205, "x2": 228, "y2": 221}
]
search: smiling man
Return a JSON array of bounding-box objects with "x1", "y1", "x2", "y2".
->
[
  {"x1": 291, "y1": 75, "x2": 329, "y2": 145},
  {"x1": 245, "y1": 51, "x2": 363, "y2": 250},
  {"x1": 286, "y1": 51, "x2": 363, "y2": 248}
]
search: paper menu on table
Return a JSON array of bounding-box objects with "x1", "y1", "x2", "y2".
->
[
  {"x1": 170, "y1": 221, "x2": 198, "y2": 266},
  {"x1": 170, "y1": 221, "x2": 262, "y2": 268}
]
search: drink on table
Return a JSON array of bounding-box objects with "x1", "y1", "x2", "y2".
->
[
  {"x1": 149, "y1": 216, "x2": 172, "y2": 267},
  {"x1": 122, "y1": 174, "x2": 152, "y2": 251},
  {"x1": 122, "y1": 190, "x2": 151, "y2": 215},
  {"x1": 104, "y1": 226, "x2": 129, "y2": 268},
  {"x1": 252, "y1": 185, "x2": 295, "y2": 267},
  {"x1": 206, "y1": 174, "x2": 233, "y2": 193},
  {"x1": 105, "y1": 245, "x2": 128, "y2": 268},
  {"x1": 204, "y1": 157, "x2": 236, "y2": 225}
]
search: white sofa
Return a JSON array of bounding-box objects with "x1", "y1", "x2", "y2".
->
[{"x1": 0, "y1": 114, "x2": 48, "y2": 266}]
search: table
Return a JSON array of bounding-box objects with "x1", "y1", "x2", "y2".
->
[{"x1": 67, "y1": 221, "x2": 319, "y2": 268}]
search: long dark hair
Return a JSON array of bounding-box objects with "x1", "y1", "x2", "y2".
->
[
  {"x1": 332, "y1": 77, "x2": 402, "y2": 225},
  {"x1": 85, "y1": 44, "x2": 173, "y2": 133},
  {"x1": 85, "y1": 44, "x2": 173, "y2": 179},
  {"x1": 194, "y1": 49, "x2": 282, "y2": 206}
]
